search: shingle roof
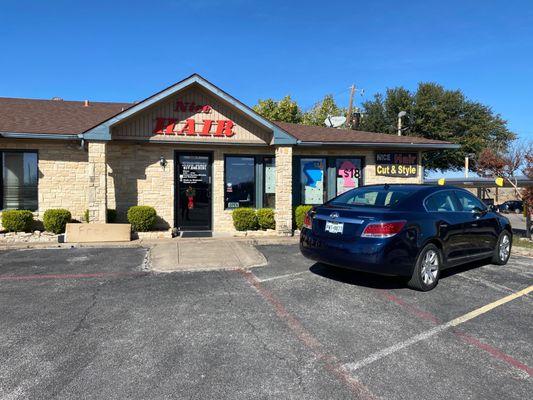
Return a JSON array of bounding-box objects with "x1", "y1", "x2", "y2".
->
[
  {"x1": 274, "y1": 121, "x2": 453, "y2": 146},
  {"x1": 0, "y1": 97, "x2": 132, "y2": 135},
  {"x1": 0, "y1": 96, "x2": 455, "y2": 148}
]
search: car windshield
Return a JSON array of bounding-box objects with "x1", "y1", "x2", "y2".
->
[{"x1": 328, "y1": 186, "x2": 413, "y2": 208}]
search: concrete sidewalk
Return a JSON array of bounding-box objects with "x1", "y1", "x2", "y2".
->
[{"x1": 149, "y1": 239, "x2": 268, "y2": 272}]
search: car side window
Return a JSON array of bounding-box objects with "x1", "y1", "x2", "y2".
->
[
  {"x1": 455, "y1": 191, "x2": 486, "y2": 212},
  {"x1": 425, "y1": 191, "x2": 458, "y2": 212}
]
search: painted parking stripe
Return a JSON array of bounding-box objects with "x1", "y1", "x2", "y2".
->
[
  {"x1": 0, "y1": 271, "x2": 147, "y2": 281},
  {"x1": 343, "y1": 285, "x2": 533, "y2": 375},
  {"x1": 257, "y1": 270, "x2": 309, "y2": 282},
  {"x1": 238, "y1": 268, "x2": 379, "y2": 400}
]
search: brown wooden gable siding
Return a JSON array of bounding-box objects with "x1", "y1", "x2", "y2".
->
[{"x1": 111, "y1": 86, "x2": 272, "y2": 144}]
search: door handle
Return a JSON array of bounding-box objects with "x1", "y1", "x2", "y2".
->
[{"x1": 439, "y1": 223, "x2": 449, "y2": 228}]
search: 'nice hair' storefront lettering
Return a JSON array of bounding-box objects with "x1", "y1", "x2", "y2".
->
[{"x1": 153, "y1": 99, "x2": 235, "y2": 137}]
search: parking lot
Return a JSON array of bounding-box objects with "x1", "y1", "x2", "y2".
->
[{"x1": 0, "y1": 245, "x2": 531, "y2": 399}]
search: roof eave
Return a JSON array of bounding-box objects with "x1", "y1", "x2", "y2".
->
[
  {"x1": 295, "y1": 141, "x2": 460, "y2": 150},
  {"x1": 0, "y1": 132, "x2": 81, "y2": 140}
]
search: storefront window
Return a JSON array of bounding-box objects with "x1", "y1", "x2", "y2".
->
[
  {"x1": 336, "y1": 158, "x2": 362, "y2": 195},
  {"x1": 225, "y1": 156, "x2": 255, "y2": 209},
  {"x1": 1, "y1": 151, "x2": 38, "y2": 211},
  {"x1": 263, "y1": 157, "x2": 275, "y2": 208},
  {"x1": 295, "y1": 156, "x2": 364, "y2": 205},
  {"x1": 300, "y1": 158, "x2": 326, "y2": 205}
]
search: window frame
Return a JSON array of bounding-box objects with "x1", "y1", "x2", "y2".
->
[
  {"x1": 293, "y1": 155, "x2": 365, "y2": 206},
  {"x1": 223, "y1": 154, "x2": 274, "y2": 210},
  {"x1": 0, "y1": 149, "x2": 39, "y2": 212},
  {"x1": 262, "y1": 156, "x2": 276, "y2": 209}
]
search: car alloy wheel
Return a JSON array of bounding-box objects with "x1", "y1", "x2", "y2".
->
[
  {"x1": 421, "y1": 249, "x2": 439, "y2": 285},
  {"x1": 499, "y1": 234, "x2": 511, "y2": 262}
]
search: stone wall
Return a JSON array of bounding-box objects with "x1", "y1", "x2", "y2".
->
[
  {"x1": 1, "y1": 139, "x2": 425, "y2": 234},
  {"x1": 106, "y1": 142, "x2": 274, "y2": 232},
  {"x1": 0, "y1": 139, "x2": 88, "y2": 230}
]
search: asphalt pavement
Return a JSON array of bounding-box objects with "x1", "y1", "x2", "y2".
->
[{"x1": 0, "y1": 245, "x2": 531, "y2": 399}]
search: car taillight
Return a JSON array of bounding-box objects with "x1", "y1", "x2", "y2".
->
[
  {"x1": 303, "y1": 213, "x2": 312, "y2": 229},
  {"x1": 361, "y1": 220, "x2": 406, "y2": 238}
]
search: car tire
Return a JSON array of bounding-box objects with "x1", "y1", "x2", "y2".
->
[
  {"x1": 407, "y1": 244, "x2": 442, "y2": 291},
  {"x1": 492, "y1": 231, "x2": 511, "y2": 265}
]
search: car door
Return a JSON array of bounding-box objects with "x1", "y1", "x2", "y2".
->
[
  {"x1": 424, "y1": 190, "x2": 468, "y2": 263},
  {"x1": 454, "y1": 190, "x2": 499, "y2": 256}
]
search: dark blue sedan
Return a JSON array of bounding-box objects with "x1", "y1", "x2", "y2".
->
[{"x1": 300, "y1": 184, "x2": 512, "y2": 291}]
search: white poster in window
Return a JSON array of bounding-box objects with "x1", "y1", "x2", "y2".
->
[
  {"x1": 265, "y1": 165, "x2": 276, "y2": 194},
  {"x1": 302, "y1": 160, "x2": 324, "y2": 204}
]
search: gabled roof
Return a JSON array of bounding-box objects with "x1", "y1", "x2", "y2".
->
[
  {"x1": 83, "y1": 74, "x2": 297, "y2": 144},
  {"x1": 0, "y1": 97, "x2": 131, "y2": 137},
  {"x1": 274, "y1": 122, "x2": 459, "y2": 149},
  {"x1": 0, "y1": 74, "x2": 458, "y2": 150}
]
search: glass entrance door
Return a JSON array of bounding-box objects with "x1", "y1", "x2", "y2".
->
[{"x1": 175, "y1": 152, "x2": 212, "y2": 231}]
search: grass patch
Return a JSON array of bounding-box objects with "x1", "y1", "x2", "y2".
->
[{"x1": 513, "y1": 236, "x2": 533, "y2": 249}]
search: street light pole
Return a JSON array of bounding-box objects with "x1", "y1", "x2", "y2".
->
[{"x1": 397, "y1": 111, "x2": 407, "y2": 136}]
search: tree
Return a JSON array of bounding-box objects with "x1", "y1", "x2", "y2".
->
[
  {"x1": 302, "y1": 95, "x2": 346, "y2": 126},
  {"x1": 359, "y1": 83, "x2": 516, "y2": 171},
  {"x1": 477, "y1": 142, "x2": 533, "y2": 238},
  {"x1": 253, "y1": 95, "x2": 302, "y2": 123}
]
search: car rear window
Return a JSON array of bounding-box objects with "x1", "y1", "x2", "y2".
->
[{"x1": 328, "y1": 187, "x2": 412, "y2": 208}]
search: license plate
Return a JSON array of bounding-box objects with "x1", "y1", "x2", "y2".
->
[{"x1": 325, "y1": 221, "x2": 344, "y2": 234}]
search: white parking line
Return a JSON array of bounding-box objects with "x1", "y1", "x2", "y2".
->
[
  {"x1": 257, "y1": 271, "x2": 309, "y2": 282},
  {"x1": 455, "y1": 273, "x2": 516, "y2": 294},
  {"x1": 343, "y1": 285, "x2": 533, "y2": 373}
]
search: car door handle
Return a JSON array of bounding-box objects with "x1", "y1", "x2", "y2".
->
[
  {"x1": 472, "y1": 223, "x2": 478, "y2": 227},
  {"x1": 439, "y1": 223, "x2": 449, "y2": 228}
]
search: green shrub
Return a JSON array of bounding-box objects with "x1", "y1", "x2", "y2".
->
[
  {"x1": 84, "y1": 209, "x2": 89, "y2": 223},
  {"x1": 107, "y1": 209, "x2": 117, "y2": 223},
  {"x1": 43, "y1": 209, "x2": 72, "y2": 234},
  {"x1": 1, "y1": 210, "x2": 34, "y2": 232},
  {"x1": 294, "y1": 205, "x2": 313, "y2": 230},
  {"x1": 256, "y1": 208, "x2": 275, "y2": 230},
  {"x1": 232, "y1": 208, "x2": 259, "y2": 231},
  {"x1": 127, "y1": 206, "x2": 157, "y2": 232}
]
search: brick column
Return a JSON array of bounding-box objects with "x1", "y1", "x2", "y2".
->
[
  {"x1": 275, "y1": 145, "x2": 293, "y2": 235},
  {"x1": 87, "y1": 141, "x2": 108, "y2": 223}
]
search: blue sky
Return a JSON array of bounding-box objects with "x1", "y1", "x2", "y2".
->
[{"x1": 1, "y1": 0, "x2": 532, "y2": 147}]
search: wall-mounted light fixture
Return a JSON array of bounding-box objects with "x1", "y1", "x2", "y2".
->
[{"x1": 159, "y1": 155, "x2": 167, "y2": 169}]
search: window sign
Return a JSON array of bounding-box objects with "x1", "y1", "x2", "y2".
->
[
  {"x1": 265, "y1": 162, "x2": 276, "y2": 194},
  {"x1": 263, "y1": 157, "x2": 276, "y2": 208},
  {"x1": 336, "y1": 158, "x2": 361, "y2": 195},
  {"x1": 375, "y1": 152, "x2": 418, "y2": 177},
  {"x1": 301, "y1": 158, "x2": 325, "y2": 204}
]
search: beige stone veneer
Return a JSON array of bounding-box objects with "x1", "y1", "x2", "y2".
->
[
  {"x1": 0, "y1": 139, "x2": 88, "y2": 229},
  {"x1": 0, "y1": 138, "x2": 423, "y2": 234}
]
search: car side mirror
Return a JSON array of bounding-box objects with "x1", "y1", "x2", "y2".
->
[
  {"x1": 471, "y1": 206, "x2": 487, "y2": 216},
  {"x1": 488, "y1": 205, "x2": 496, "y2": 212}
]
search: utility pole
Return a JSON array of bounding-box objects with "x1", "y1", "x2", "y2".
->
[
  {"x1": 346, "y1": 84, "x2": 355, "y2": 129},
  {"x1": 465, "y1": 156, "x2": 469, "y2": 178}
]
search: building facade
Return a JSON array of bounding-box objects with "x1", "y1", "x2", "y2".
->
[{"x1": 0, "y1": 74, "x2": 458, "y2": 234}]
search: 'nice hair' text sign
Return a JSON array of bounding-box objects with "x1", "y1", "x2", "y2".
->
[{"x1": 153, "y1": 100, "x2": 234, "y2": 137}]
